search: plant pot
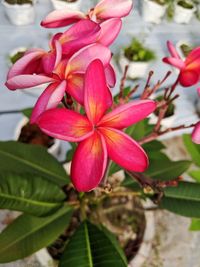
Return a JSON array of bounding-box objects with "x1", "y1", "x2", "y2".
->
[
  {"x1": 119, "y1": 54, "x2": 150, "y2": 79},
  {"x1": 51, "y1": 0, "x2": 82, "y2": 10},
  {"x1": 173, "y1": 1, "x2": 196, "y2": 24},
  {"x1": 142, "y1": 0, "x2": 167, "y2": 24},
  {"x1": 2, "y1": 0, "x2": 35, "y2": 26},
  {"x1": 14, "y1": 116, "x2": 61, "y2": 157}
]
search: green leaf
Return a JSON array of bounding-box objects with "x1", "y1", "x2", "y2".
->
[
  {"x1": 0, "y1": 141, "x2": 69, "y2": 186},
  {"x1": 0, "y1": 206, "x2": 73, "y2": 263},
  {"x1": 146, "y1": 154, "x2": 191, "y2": 181},
  {"x1": 126, "y1": 119, "x2": 154, "y2": 141},
  {"x1": 160, "y1": 181, "x2": 200, "y2": 218},
  {"x1": 190, "y1": 219, "x2": 200, "y2": 231},
  {"x1": 143, "y1": 140, "x2": 165, "y2": 152},
  {"x1": 183, "y1": 134, "x2": 200, "y2": 167},
  {"x1": 59, "y1": 221, "x2": 127, "y2": 267},
  {"x1": 0, "y1": 172, "x2": 66, "y2": 216},
  {"x1": 109, "y1": 162, "x2": 121, "y2": 176},
  {"x1": 66, "y1": 142, "x2": 77, "y2": 162},
  {"x1": 189, "y1": 170, "x2": 200, "y2": 183},
  {"x1": 21, "y1": 107, "x2": 33, "y2": 119}
]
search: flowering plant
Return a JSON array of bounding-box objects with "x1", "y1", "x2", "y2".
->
[{"x1": 1, "y1": 0, "x2": 200, "y2": 265}]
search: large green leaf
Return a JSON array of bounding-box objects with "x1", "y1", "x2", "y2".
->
[
  {"x1": 0, "y1": 206, "x2": 73, "y2": 263},
  {"x1": 183, "y1": 134, "x2": 200, "y2": 167},
  {"x1": 190, "y1": 219, "x2": 200, "y2": 231},
  {"x1": 146, "y1": 152, "x2": 191, "y2": 181},
  {"x1": 59, "y1": 221, "x2": 127, "y2": 267},
  {"x1": 189, "y1": 170, "x2": 200, "y2": 183},
  {"x1": 160, "y1": 181, "x2": 200, "y2": 218},
  {"x1": 0, "y1": 172, "x2": 66, "y2": 216},
  {"x1": 126, "y1": 118, "x2": 154, "y2": 141},
  {"x1": 0, "y1": 141, "x2": 69, "y2": 185}
]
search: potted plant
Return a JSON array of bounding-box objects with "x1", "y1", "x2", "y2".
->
[
  {"x1": 51, "y1": 0, "x2": 82, "y2": 11},
  {"x1": 2, "y1": 0, "x2": 200, "y2": 266},
  {"x1": 2, "y1": 0, "x2": 36, "y2": 26},
  {"x1": 142, "y1": 0, "x2": 168, "y2": 24},
  {"x1": 119, "y1": 38, "x2": 156, "y2": 79},
  {"x1": 173, "y1": 0, "x2": 196, "y2": 24}
]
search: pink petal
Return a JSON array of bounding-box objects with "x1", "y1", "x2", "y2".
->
[
  {"x1": 99, "y1": 127, "x2": 148, "y2": 172},
  {"x1": 98, "y1": 100, "x2": 156, "y2": 129},
  {"x1": 30, "y1": 81, "x2": 67, "y2": 123},
  {"x1": 94, "y1": 0, "x2": 133, "y2": 19},
  {"x1": 197, "y1": 88, "x2": 200, "y2": 97},
  {"x1": 105, "y1": 63, "x2": 116, "y2": 88},
  {"x1": 42, "y1": 52, "x2": 56, "y2": 74},
  {"x1": 66, "y1": 43, "x2": 111, "y2": 75},
  {"x1": 186, "y1": 47, "x2": 200, "y2": 67},
  {"x1": 60, "y1": 20, "x2": 101, "y2": 57},
  {"x1": 54, "y1": 59, "x2": 68, "y2": 80},
  {"x1": 37, "y1": 108, "x2": 93, "y2": 142},
  {"x1": 5, "y1": 75, "x2": 55, "y2": 90},
  {"x1": 167, "y1": 41, "x2": 180, "y2": 59},
  {"x1": 67, "y1": 73, "x2": 85, "y2": 104},
  {"x1": 84, "y1": 59, "x2": 112, "y2": 124},
  {"x1": 98, "y1": 18, "x2": 122, "y2": 46},
  {"x1": 163, "y1": 57, "x2": 185, "y2": 69},
  {"x1": 179, "y1": 70, "x2": 199, "y2": 87},
  {"x1": 7, "y1": 50, "x2": 45, "y2": 79},
  {"x1": 41, "y1": 10, "x2": 86, "y2": 28},
  {"x1": 192, "y1": 122, "x2": 200, "y2": 144},
  {"x1": 71, "y1": 131, "x2": 107, "y2": 192}
]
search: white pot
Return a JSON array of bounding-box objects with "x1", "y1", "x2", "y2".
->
[
  {"x1": 14, "y1": 116, "x2": 61, "y2": 157},
  {"x1": 119, "y1": 54, "x2": 150, "y2": 79},
  {"x1": 51, "y1": 0, "x2": 82, "y2": 10},
  {"x1": 2, "y1": 0, "x2": 35, "y2": 26},
  {"x1": 142, "y1": 0, "x2": 167, "y2": 24},
  {"x1": 174, "y1": 1, "x2": 196, "y2": 24}
]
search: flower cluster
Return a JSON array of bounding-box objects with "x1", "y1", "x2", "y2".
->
[
  {"x1": 163, "y1": 41, "x2": 200, "y2": 144},
  {"x1": 5, "y1": 0, "x2": 157, "y2": 192}
]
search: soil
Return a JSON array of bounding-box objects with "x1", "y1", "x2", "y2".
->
[{"x1": 18, "y1": 123, "x2": 54, "y2": 148}]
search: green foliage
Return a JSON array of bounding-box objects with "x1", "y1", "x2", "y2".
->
[
  {"x1": 5, "y1": 0, "x2": 33, "y2": 5},
  {"x1": 21, "y1": 107, "x2": 33, "y2": 119},
  {"x1": 9, "y1": 50, "x2": 26, "y2": 64},
  {"x1": 146, "y1": 154, "x2": 191, "y2": 181},
  {"x1": 0, "y1": 141, "x2": 69, "y2": 186},
  {"x1": 177, "y1": 0, "x2": 194, "y2": 9},
  {"x1": 0, "y1": 206, "x2": 73, "y2": 263},
  {"x1": 0, "y1": 172, "x2": 66, "y2": 216},
  {"x1": 190, "y1": 219, "x2": 200, "y2": 231},
  {"x1": 189, "y1": 170, "x2": 200, "y2": 182},
  {"x1": 183, "y1": 134, "x2": 200, "y2": 167},
  {"x1": 59, "y1": 221, "x2": 127, "y2": 267},
  {"x1": 126, "y1": 118, "x2": 154, "y2": 141},
  {"x1": 160, "y1": 181, "x2": 200, "y2": 218},
  {"x1": 66, "y1": 142, "x2": 77, "y2": 162},
  {"x1": 124, "y1": 39, "x2": 156, "y2": 62}
]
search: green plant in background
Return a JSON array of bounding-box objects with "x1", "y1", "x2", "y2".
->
[
  {"x1": 178, "y1": 0, "x2": 195, "y2": 8},
  {"x1": 124, "y1": 39, "x2": 156, "y2": 62},
  {"x1": 5, "y1": 0, "x2": 33, "y2": 5}
]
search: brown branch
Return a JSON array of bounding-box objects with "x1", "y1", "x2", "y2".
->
[{"x1": 119, "y1": 65, "x2": 129, "y2": 100}]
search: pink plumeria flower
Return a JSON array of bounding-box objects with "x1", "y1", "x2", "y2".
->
[
  {"x1": 37, "y1": 59, "x2": 156, "y2": 192},
  {"x1": 6, "y1": 44, "x2": 115, "y2": 123},
  {"x1": 192, "y1": 122, "x2": 200, "y2": 144},
  {"x1": 41, "y1": 0, "x2": 133, "y2": 47},
  {"x1": 6, "y1": 20, "x2": 101, "y2": 82},
  {"x1": 163, "y1": 41, "x2": 200, "y2": 87}
]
